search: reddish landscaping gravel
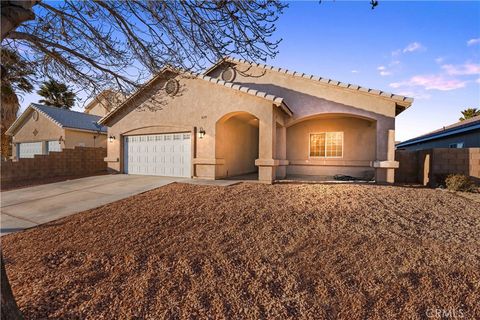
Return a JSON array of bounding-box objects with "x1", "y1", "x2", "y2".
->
[{"x1": 2, "y1": 183, "x2": 480, "y2": 319}]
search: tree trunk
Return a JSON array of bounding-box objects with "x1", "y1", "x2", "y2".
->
[
  {"x1": 1, "y1": 252, "x2": 24, "y2": 320},
  {"x1": 0, "y1": 92, "x2": 19, "y2": 159},
  {"x1": 1, "y1": 1, "x2": 37, "y2": 41}
]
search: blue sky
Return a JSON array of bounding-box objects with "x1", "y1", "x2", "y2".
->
[
  {"x1": 268, "y1": 1, "x2": 480, "y2": 141},
  {"x1": 19, "y1": 1, "x2": 480, "y2": 142}
]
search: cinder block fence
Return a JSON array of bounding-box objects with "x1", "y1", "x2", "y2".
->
[
  {"x1": 1, "y1": 147, "x2": 107, "y2": 184},
  {"x1": 395, "y1": 148, "x2": 480, "y2": 186}
]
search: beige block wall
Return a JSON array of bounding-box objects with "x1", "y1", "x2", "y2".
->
[
  {"x1": 64, "y1": 129, "x2": 107, "y2": 149},
  {"x1": 105, "y1": 75, "x2": 278, "y2": 180},
  {"x1": 286, "y1": 116, "x2": 376, "y2": 178},
  {"x1": 1, "y1": 147, "x2": 107, "y2": 185},
  {"x1": 395, "y1": 148, "x2": 480, "y2": 186}
]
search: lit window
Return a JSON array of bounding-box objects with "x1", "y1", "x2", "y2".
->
[
  {"x1": 449, "y1": 142, "x2": 464, "y2": 148},
  {"x1": 310, "y1": 132, "x2": 343, "y2": 158}
]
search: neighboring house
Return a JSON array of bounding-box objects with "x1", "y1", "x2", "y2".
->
[
  {"x1": 84, "y1": 90, "x2": 125, "y2": 117},
  {"x1": 6, "y1": 103, "x2": 107, "y2": 159},
  {"x1": 396, "y1": 115, "x2": 480, "y2": 151},
  {"x1": 99, "y1": 57, "x2": 413, "y2": 183}
]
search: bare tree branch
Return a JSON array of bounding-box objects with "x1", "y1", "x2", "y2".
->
[{"x1": 1, "y1": 0, "x2": 287, "y2": 105}]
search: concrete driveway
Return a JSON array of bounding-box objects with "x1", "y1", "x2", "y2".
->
[{"x1": 1, "y1": 174, "x2": 238, "y2": 236}]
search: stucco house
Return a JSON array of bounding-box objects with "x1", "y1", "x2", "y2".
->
[
  {"x1": 6, "y1": 103, "x2": 107, "y2": 159},
  {"x1": 84, "y1": 90, "x2": 125, "y2": 117},
  {"x1": 99, "y1": 57, "x2": 413, "y2": 183},
  {"x1": 396, "y1": 115, "x2": 480, "y2": 151}
]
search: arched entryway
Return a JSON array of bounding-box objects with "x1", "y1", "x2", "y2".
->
[{"x1": 216, "y1": 111, "x2": 259, "y2": 179}]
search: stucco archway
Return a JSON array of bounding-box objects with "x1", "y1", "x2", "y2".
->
[
  {"x1": 287, "y1": 112, "x2": 377, "y2": 127},
  {"x1": 215, "y1": 111, "x2": 259, "y2": 179}
]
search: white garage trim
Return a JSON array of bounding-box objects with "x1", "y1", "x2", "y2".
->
[{"x1": 123, "y1": 133, "x2": 192, "y2": 177}]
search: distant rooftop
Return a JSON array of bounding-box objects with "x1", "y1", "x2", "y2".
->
[
  {"x1": 396, "y1": 115, "x2": 480, "y2": 148},
  {"x1": 31, "y1": 103, "x2": 107, "y2": 133}
]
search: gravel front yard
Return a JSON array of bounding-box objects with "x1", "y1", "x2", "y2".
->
[{"x1": 2, "y1": 183, "x2": 479, "y2": 319}]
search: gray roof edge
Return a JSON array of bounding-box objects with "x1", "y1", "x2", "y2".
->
[
  {"x1": 396, "y1": 122, "x2": 480, "y2": 147},
  {"x1": 31, "y1": 103, "x2": 106, "y2": 132}
]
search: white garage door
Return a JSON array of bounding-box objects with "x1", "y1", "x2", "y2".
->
[
  {"x1": 124, "y1": 133, "x2": 191, "y2": 177},
  {"x1": 47, "y1": 140, "x2": 62, "y2": 152},
  {"x1": 18, "y1": 142, "x2": 43, "y2": 158}
]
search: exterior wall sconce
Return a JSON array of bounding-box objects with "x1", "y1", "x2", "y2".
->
[
  {"x1": 198, "y1": 127, "x2": 206, "y2": 139},
  {"x1": 109, "y1": 135, "x2": 116, "y2": 143}
]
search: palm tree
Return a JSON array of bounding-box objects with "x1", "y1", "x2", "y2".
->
[
  {"x1": 37, "y1": 79, "x2": 76, "y2": 109},
  {"x1": 459, "y1": 108, "x2": 480, "y2": 121},
  {"x1": 1, "y1": 47, "x2": 34, "y2": 159},
  {"x1": 0, "y1": 48, "x2": 34, "y2": 319}
]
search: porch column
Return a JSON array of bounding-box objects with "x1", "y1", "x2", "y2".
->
[
  {"x1": 256, "y1": 111, "x2": 276, "y2": 183},
  {"x1": 373, "y1": 127, "x2": 398, "y2": 183},
  {"x1": 275, "y1": 124, "x2": 287, "y2": 179}
]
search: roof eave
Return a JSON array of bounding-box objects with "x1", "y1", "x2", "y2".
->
[
  {"x1": 396, "y1": 123, "x2": 480, "y2": 148},
  {"x1": 203, "y1": 57, "x2": 228, "y2": 75},
  {"x1": 395, "y1": 100, "x2": 414, "y2": 116},
  {"x1": 215, "y1": 56, "x2": 414, "y2": 108},
  {"x1": 63, "y1": 127, "x2": 107, "y2": 134},
  {"x1": 100, "y1": 68, "x2": 291, "y2": 125},
  {"x1": 6, "y1": 104, "x2": 66, "y2": 135},
  {"x1": 5, "y1": 106, "x2": 34, "y2": 135}
]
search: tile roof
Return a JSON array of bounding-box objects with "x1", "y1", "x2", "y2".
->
[
  {"x1": 195, "y1": 74, "x2": 291, "y2": 113},
  {"x1": 31, "y1": 103, "x2": 107, "y2": 132},
  {"x1": 207, "y1": 57, "x2": 414, "y2": 107}
]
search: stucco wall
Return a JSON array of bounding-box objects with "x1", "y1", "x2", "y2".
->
[
  {"x1": 286, "y1": 116, "x2": 376, "y2": 178},
  {"x1": 216, "y1": 115, "x2": 259, "y2": 177},
  {"x1": 209, "y1": 61, "x2": 399, "y2": 182},
  {"x1": 208, "y1": 62, "x2": 399, "y2": 120},
  {"x1": 103, "y1": 62, "x2": 405, "y2": 182},
  {"x1": 105, "y1": 75, "x2": 277, "y2": 180},
  {"x1": 84, "y1": 91, "x2": 124, "y2": 116},
  {"x1": 64, "y1": 129, "x2": 107, "y2": 149},
  {"x1": 11, "y1": 109, "x2": 63, "y2": 143},
  {"x1": 11, "y1": 109, "x2": 64, "y2": 157},
  {"x1": 85, "y1": 103, "x2": 108, "y2": 117}
]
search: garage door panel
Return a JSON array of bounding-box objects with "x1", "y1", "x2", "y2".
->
[
  {"x1": 18, "y1": 142, "x2": 43, "y2": 158},
  {"x1": 47, "y1": 141, "x2": 62, "y2": 152},
  {"x1": 124, "y1": 133, "x2": 191, "y2": 177}
]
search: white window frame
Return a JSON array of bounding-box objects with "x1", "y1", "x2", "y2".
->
[
  {"x1": 309, "y1": 132, "x2": 344, "y2": 158},
  {"x1": 449, "y1": 142, "x2": 464, "y2": 148}
]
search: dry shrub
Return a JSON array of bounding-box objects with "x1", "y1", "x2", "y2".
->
[{"x1": 445, "y1": 174, "x2": 476, "y2": 192}]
